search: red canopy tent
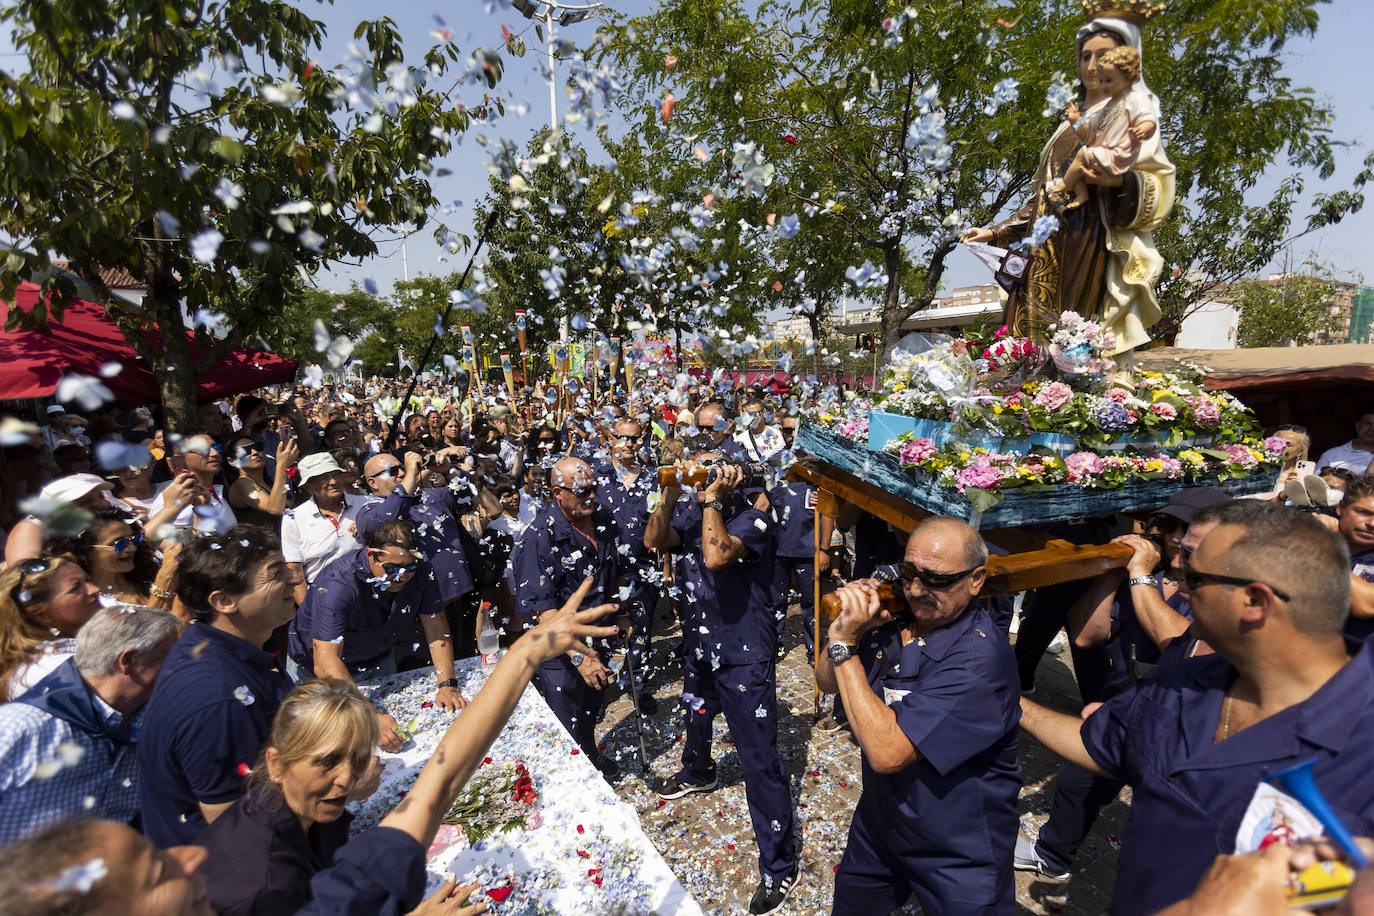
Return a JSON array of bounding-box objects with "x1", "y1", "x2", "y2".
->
[{"x1": 0, "y1": 282, "x2": 297, "y2": 404}]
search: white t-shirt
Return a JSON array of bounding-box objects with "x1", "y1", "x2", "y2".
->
[
  {"x1": 1314, "y1": 441, "x2": 1374, "y2": 475},
  {"x1": 280, "y1": 494, "x2": 367, "y2": 584},
  {"x1": 148, "y1": 483, "x2": 238, "y2": 534}
]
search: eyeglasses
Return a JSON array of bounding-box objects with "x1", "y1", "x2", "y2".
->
[
  {"x1": 1181, "y1": 561, "x2": 1291, "y2": 602},
  {"x1": 898, "y1": 560, "x2": 981, "y2": 590},
  {"x1": 368, "y1": 465, "x2": 400, "y2": 480},
  {"x1": 9, "y1": 555, "x2": 57, "y2": 606},
  {"x1": 379, "y1": 561, "x2": 419, "y2": 576},
  {"x1": 557, "y1": 485, "x2": 596, "y2": 499},
  {"x1": 611, "y1": 433, "x2": 638, "y2": 442},
  {"x1": 96, "y1": 533, "x2": 144, "y2": 555},
  {"x1": 184, "y1": 442, "x2": 222, "y2": 456}
]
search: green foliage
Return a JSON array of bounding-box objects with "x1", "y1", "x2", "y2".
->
[
  {"x1": 1233, "y1": 268, "x2": 1339, "y2": 348},
  {"x1": 602, "y1": 0, "x2": 1365, "y2": 354},
  {"x1": 0, "y1": 0, "x2": 501, "y2": 427}
]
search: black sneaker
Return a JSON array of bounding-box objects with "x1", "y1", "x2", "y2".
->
[
  {"x1": 656, "y1": 771, "x2": 718, "y2": 800},
  {"x1": 592, "y1": 753, "x2": 621, "y2": 782},
  {"x1": 748, "y1": 868, "x2": 798, "y2": 915},
  {"x1": 636, "y1": 692, "x2": 658, "y2": 715}
]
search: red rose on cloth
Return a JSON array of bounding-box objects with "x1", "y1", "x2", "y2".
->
[{"x1": 486, "y1": 886, "x2": 513, "y2": 903}]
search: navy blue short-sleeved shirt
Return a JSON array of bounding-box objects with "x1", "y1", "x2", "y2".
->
[
  {"x1": 139, "y1": 623, "x2": 292, "y2": 847},
  {"x1": 590, "y1": 460, "x2": 658, "y2": 599},
  {"x1": 850, "y1": 599, "x2": 1022, "y2": 905},
  {"x1": 509, "y1": 502, "x2": 624, "y2": 631},
  {"x1": 1348, "y1": 549, "x2": 1374, "y2": 641},
  {"x1": 356, "y1": 482, "x2": 475, "y2": 602},
  {"x1": 287, "y1": 548, "x2": 443, "y2": 671},
  {"x1": 1081, "y1": 638, "x2": 1374, "y2": 916},
  {"x1": 294, "y1": 826, "x2": 426, "y2": 916},
  {"x1": 671, "y1": 495, "x2": 777, "y2": 665},
  {"x1": 767, "y1": 480, "x2": 816, "y2": 559}
]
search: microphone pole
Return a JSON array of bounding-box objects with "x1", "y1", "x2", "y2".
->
[{"x1": 384, "y1": 209, "x2": 500, "y2": 453}]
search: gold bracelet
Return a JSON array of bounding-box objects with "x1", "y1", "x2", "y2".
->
[{"x1": 149, "y1": 585, "x2": 173, "y2": 600}]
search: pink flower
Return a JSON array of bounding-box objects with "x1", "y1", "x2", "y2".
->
[
  {"x1": 955, "y1": 462, "x2": 1003, "y2": 492},
  {"x1": 1221, "y1": 444, "x2": 1257, "y2": 469},
  {"x1": 1107, "y1": 387, "x2": 1132, "y2": 403},
  {"x1": 1005, "y1": 392, "x2": 1023, "y2": 408},
  {"x1": 898, "y1": 437, "x2": 937, "y2": 464},
  {"x1": 1262, "y1": 436, "x2": 1288, "y2": 457},
  {"x1": 1033, "y1": 381, "x2": 1074, "y2": 411},
  {"x1": 1189, "y1": 397, "x2": 1221, "y2": 426},
  {"x1": 1151, "y1": 402, "x2": 1177, "y2": 421},
  {"x1": 1065, "y1": 451, "x2": 1104, "y2": 481}
]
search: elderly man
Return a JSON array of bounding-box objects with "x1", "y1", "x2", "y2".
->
[
  {"x1": 140, "y1": 526, "x2": 301, "y2": 847},
  {"x1": 694, "y1": 401, "x2": 750, "y2": 461},
  {"x1": 645, "y1": 452, "x2": 797, "y2": 915},
  {"x1": 511, "y1": 456, "x2": 626, "y2": 775},
  {"x1": 288, "y1": 520, "x2": 465, "y2": 748},
  {"x1": 148, "y1": 433, "x2": 237, "y2": 534},
  {"x1": 281, "y1": 452, "x2": 366, "y2": 604},
  {"x1": 820, "y1": 517, "x2": 1021, "y2": 915},
  {"x1": 1021, "y1": 502, "x2": 1374, "y2": 916},
  {"x1": 0, "y1": 605, "x2": 180, "y2": 844}
]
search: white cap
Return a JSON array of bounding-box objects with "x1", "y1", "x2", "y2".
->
[
  {"x1": 45, "y1": 404, "x2": 65, "y2": 415},
  {"x1": 39, "y1": 473, "x2": 113, "y2": 503},
  {"x1": 297, "y1": 452, "x2": 346, "y2": 485}
]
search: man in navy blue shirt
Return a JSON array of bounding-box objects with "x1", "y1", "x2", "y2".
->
[
  {"x1": 767, "y1": 478, "x2": 833, "y2": 660},
  {"x1": 510, "y1": 456, "x2": 626, "y2": 776},
  {"x1": 645, "y1": 452, "x2": 798, "y2": 916},
  {"x1": 1022, "y1": 502, "x2": 1374, "y2": 916},
  {"x1": 591, "y1": 417, "x2": 662, "y2": 712},
  {"x1": 820, "y1": 517, "x2": 1021, "y2": 915},
  {"x1": 1337, "y1": 475, "x2": 1374, "y2": 641},
  {"x1": 139, "y1": 526, "x2": 302, "y2": 847},
  {"x1": 694, "y1": 401, "x2": 750, "y2": 461},
  {"x1": 288, "y1": 520, "x2": 462, "y2": 751}
]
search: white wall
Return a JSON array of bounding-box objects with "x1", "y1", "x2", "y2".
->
[{"x1": 1176, "y1": 298, "x2": 1239, "y2": 349}]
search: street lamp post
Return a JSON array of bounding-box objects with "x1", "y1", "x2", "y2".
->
[{"x1": 511, "y1": 0, "x2": 603, "y2": 344}]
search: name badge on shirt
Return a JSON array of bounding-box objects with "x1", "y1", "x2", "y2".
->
[
  {"x1": 1234, "y1": 783, "x2": 1324, "y2": 854},
  {"x1": 883, "y1": 687, "x2": 911, "y2": 707}
]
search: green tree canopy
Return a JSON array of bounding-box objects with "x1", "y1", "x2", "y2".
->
[{"x1": 0, "y1": 0, "x2": 507, "y2": 429}]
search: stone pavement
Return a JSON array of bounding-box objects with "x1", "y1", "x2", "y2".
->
[{"x1": 594, "y1": 602, "x2": 1130, "y2": 916}]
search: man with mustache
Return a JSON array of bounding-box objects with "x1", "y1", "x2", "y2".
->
[{"x1": 820, "y1": 517, "x2": 1021, "y2": 915}]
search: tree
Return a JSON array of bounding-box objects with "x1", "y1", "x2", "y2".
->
[
  {"x1": 0, "y1": 0, "x2": 508, "y2": 430},
  {"x1": 602, "y1": 0, "x2": 1367, "y2": 355},
  {"x1": 257, "y1": 284, "x2": 390, "y2": 366},
  {"x1": 1233, "y1": 268, "x2": 1339, "y2": 348}
]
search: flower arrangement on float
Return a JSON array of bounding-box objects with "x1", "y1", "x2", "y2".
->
[{"x1": 797, "y1": 315, "x2": 1283, "y2": 515}]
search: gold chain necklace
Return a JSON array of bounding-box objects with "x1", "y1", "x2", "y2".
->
[{"x1": 1220, "y1": 690, "x2": 1233, "y2": 741}]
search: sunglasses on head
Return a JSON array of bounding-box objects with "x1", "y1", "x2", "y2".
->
[
  {"x1": 898, "y1": 560, "x2": 981, "y2": 590},
  {"x1": 1181, "y1": 560, "x2": 1291, "y2": 602},
  {"x1": 9, "y1": 555, "x2": 58, "y2": 607},
  {"x1": 1274, "y1": 424, "x2": 1308, "y2": 435}
]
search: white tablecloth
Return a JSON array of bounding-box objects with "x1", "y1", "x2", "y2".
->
[{"x1": 350, "y1": 657, "x2": 703, "y2": 915}]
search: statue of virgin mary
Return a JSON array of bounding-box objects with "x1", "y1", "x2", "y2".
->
[{"x1": 964, "y1": 6, "x2": 1175, "y2": 358}]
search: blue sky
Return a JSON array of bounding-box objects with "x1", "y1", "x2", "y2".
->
[{"x1": 5, "y1": 0, "x2": 1372, "y2": 307}]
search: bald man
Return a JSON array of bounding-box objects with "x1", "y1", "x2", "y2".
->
[
  {"x1": 694, "y1": 401, "x2": 750, "y2": 461},
  {"x1": 510, "y1": 457, "x2": 628, "y2": 777},
  {"x1": 820, "y1": 517, "x2": 1021, "y2": 915}
]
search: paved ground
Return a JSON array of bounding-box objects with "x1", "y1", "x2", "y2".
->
[{"x1": 594, "y1": 602, "x2": 1130, "y2": 916}]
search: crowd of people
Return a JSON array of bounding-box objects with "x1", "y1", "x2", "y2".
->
[{"x1": 0, "y1": 375, "x2": 1371, "y2": 915}]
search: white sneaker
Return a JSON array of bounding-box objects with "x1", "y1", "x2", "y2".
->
[{"x1": 1046, "y1": 631, "x2": 1069, "y2": 655}]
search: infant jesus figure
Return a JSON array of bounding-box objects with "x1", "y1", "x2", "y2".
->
[{"x1": 1049, "y1": 45, "x2": 1156, "y2": 210}]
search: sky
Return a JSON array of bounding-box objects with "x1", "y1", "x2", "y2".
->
[{"x1": 5, "y1": 0, "x2": 1373, "y2": 314}]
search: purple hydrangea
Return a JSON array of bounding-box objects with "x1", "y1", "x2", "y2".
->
[{"x1": 1087, "y1": 397, "x2": 1131, "y2": 431}]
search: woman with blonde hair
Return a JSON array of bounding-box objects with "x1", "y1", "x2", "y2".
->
[
  {"x1": 195, "y1": 678, "x2": 388, "y2": 916},
  {"x1": 0, "y1": 554, "x2": 102, "y2": 701}
]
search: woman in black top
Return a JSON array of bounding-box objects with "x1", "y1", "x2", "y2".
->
[{"x1": 195, "y1": 678, "x2": 380, "y2": 916}]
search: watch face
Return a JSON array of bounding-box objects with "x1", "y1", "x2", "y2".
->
[{"x1": 827, "y1": 642, "x2": 851, "y2": 664}]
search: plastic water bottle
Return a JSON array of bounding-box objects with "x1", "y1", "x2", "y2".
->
[{"x1": 477, "y1": 602, "x2": 500, "y2": 666}]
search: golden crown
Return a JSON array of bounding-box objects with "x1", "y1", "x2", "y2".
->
[{"x1": 1081, "y1": 0, "x2": 1166, "y2": 25}]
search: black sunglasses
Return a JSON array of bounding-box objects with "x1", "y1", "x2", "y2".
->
[
  {"x1": 368, "y1": 465, "x2": 400, "y2": 480},
  {"x1": 558, "y1": 484, "x2": 596, "y2": 498},
  {"x1": 1181, "y1": 561, "x2": 1291, "y2": 602},
  {"x1": 898, "y1": 561, "x2": 981, "y2": 590},
  {"x1": 9, "y1": 555, "x2": 58, "y2": 606},
  {"x1": 99, "y1": 533, "x2": 145, "y2": 555},
  {"x1": 379, "y1": 561, "x2": 418, "y2": 576}
]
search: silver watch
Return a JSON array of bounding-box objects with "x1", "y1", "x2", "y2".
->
[
  {"x1": 570, "y1": 652, "x2": 585, "y2": 667},
  {"x1": 1127, "y1": 574, "x2": 1158, "y2": 589},
  {"x1": 827, "y1": 641, "x2": 856, "y2": 665}
]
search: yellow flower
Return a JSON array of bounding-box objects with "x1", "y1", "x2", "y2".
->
[{"x1": 1179, "y1": 450, "x2": 1205, "y2": 466}]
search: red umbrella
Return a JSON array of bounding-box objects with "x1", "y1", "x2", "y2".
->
[{"x1": 0, "y1": 282, "x2": 297, "y2": 403}]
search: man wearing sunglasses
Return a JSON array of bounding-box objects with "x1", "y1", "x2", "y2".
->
[
  {"x1": 1336, "y1": 475, "x2": 1374, "y2": 642},
  {"x1": 644, "y1": 452, "x2": 798, "y2": 916},
  {"x1": 1020, "y1": 503, "x2": 1374, "y2": 916},
  {"x1": 510, "y1": 457, "x2": 628, "y2": 778},
  {"x1": 818, "y1": 517, "x2": 1020, "y2": 916},
  {"x1": 288, "y1": 520, "x2": 464, "y2": 753}
]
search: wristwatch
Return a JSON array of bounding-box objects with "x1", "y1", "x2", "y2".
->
[
  {"x1": 703, "y1": 499, "x2": 725, "y2": 512},
  {"x1": 827, "y1": 641, "x2": 857, "y2": 665},
  {"x1": 1128, "y1": 574, "x2": 1159, "y2": 589},
  {"x1": 570, "y1": 653, "x2": 585, "y2": 667},
  {"x1": 439, "y1": 678, "x2": 460, "y2": 689}
]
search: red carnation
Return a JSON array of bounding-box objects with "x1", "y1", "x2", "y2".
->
[{"x1": 486, "y1": 886, "x2": 513, "y2": 903}]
